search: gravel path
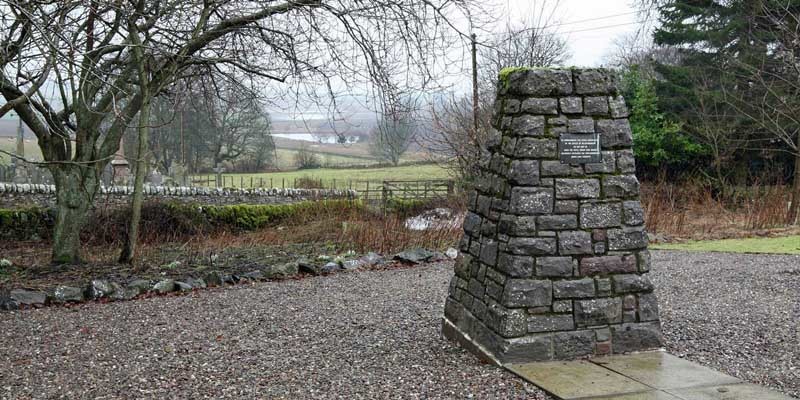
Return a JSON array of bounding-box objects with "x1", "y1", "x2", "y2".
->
[
  {"x1": 653, "y1": 251, "x2": 800, "y2": 398},
  {"x1": 0, "y1": 250, "x2": 798, "y2": 399}
]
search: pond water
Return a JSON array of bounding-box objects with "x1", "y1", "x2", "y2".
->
[
  {"x1": 404, "y1": 208, "x2": 464, "y2": 231},
  {"x1": 272, "y1": 133, "x2": 359, "y2": 144}
]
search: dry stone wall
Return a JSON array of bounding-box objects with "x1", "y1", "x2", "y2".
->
[
  {"x1": 0, "y1": 183, "x2": 357, "y2": 208},
  {"x1": 442, "y1": 68, "x2": 662, "y2": 364}
]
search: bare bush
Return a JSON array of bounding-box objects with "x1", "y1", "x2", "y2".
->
[{"x1": 294, "y1": 143, "x2": 322, "y2": 169}]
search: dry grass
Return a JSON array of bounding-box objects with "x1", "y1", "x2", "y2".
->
[
  {"x1": 187, "y1": 197, "x2": 465, "y2": 255},
  {"x1": 641, "y1": 178, "x2": 797, "y2": 241},
  {"x1": 3, "y1": 180, "x2": 796, "y2": 272},
  {"x1": 0, "y1": 197, "x2": 464, "y2": 273}
]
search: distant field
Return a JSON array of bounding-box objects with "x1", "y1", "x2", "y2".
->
[
  {"x1": 271, "y1": 137, "x2": 427, "y2": 167},
  {"x1": 272, "y1": 136, "x2": 377, "y2": 159},
  {"x1": 193, "y1": 163, "x2": 450, "y2": 189},
  {"x1": 273, "y1": 148, "x2": 387, "y2": 169},
  {"x1": 652, "y1": 235, "x2": 800, "y2": 255},
  {"x1": 0, "y1": 138, "x2": 42, "y2": 165},
  {"x1": 0, "y1": 135, "x2": 428, "y2": 170}
]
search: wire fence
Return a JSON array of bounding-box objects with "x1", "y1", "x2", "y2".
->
[{"x1": 190, "y1": 175, "x2": 457, "y2": 206}]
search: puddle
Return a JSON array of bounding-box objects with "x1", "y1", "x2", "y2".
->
[{"x1": 404, "y1": 208, "x2": 464, "y2": 231}]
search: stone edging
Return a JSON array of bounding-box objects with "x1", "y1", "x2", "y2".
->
[
  {"x1": 0, "y1": 248, "x2": 457, "y2": 312},
  {"x1": 0, "y1": 257, "x2": 378, "y2": 311}
]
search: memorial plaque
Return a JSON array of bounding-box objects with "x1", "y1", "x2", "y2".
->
[{"x1": 559, "y1": 133, "x2": 601, "y2": 164}]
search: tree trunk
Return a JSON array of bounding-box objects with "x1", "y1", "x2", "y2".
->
[
  {"x1": 789, "y1": 142, "x2": 800, "y2": 225},
  {"x1": 118, "y1": 102, "x2": 150, "y2": 263},
  {"x1": 51, "y1": 165, "x2": 100, "y2": 264},
  {"x1": 119, "y1": 29, "x2": 151, "y2": 264}
]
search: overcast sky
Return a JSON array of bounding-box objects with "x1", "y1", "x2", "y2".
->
[
  {"x1": 500, "y1": 0, "x2": 645, "y2": 67},
  {"x1": 1, "y1": 0, "x2": 650, "y2": 124}
]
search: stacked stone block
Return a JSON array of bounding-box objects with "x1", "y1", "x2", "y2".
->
[{"x1": 442, "y1": 68, "x2": 662, "y2": 364}]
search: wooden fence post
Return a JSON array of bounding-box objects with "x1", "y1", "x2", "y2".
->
[{"x1": 381, "y1": 181, "x2": 388, "y2": 215}]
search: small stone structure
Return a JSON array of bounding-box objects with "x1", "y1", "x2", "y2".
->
[
  {"x1": 111, "y1": 144, "x2": 131, "y2": 185},
  {"x1": 442, "y1": 68, "x2": 662, "y2": 364}
]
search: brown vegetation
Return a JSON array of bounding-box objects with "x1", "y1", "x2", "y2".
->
[
  {"x1": 0, "y1": 198, "x2": 464, "y2": 290},
  {"x1": 2, "y1": 181, "x2": 797, "y2": 290},
  {"x1": 642, "y1": 179, "x2": 798, "y2": 241}
]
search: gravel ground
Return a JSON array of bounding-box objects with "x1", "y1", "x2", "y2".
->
[
  {"x1": 0, "y1": 250, "x2": 798, "y2": 399},
  {"x1": 653, "y1": 251, "x2": 800, "y2": 398}
]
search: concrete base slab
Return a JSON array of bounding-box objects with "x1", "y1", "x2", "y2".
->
[
  {"x1": 506, "y1": 361, "x2": 651, "y2": 399},
  {"x1": 441, "y1": 316, "x2": 500, "y2": 366},
  {"x1": 591, "y1": 391, "x2": 682, "y2": 400},
  {"x1": 667, "y1": 383, "x2": 796, "y2": 400},
  {"x1": 505, "y1": 351, "x2": 796, "y2": 400},
  {"x1": 591, "y1": 352, "x2": 741, "y2": 390}
]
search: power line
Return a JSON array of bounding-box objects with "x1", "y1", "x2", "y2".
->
[
  {"x1": 561, "y1": 20, "x2": 648, "y2": 36},
  {"x1": 540, "y1": 10, "x2": 643, "y2": 30},
  {"x1": 480, "y1": 9, "x2": 645, "y2": 39},
  {"x1": 476, "y1": 20, "x2": 648, "y2": 49}
]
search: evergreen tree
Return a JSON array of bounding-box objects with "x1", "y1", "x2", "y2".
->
[
  {"x1": 652, "y1": 0, "x2": 761, "y2": 187},
  {"x1": 623, "y1": 67, "x2": 704, "y2": 178}
]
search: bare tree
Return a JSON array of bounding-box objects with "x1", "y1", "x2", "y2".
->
[
  {"x1": 686, "y1": 70, "x2": 745, "y2": 193},
  {"x1": 419, "y1": 0, "x2": 568, "y2": 181},
  {"x1": 604, "y1": 32, "x2": 682, "y2": 75},
  {"x1": 480, "y1": 1, "x2": 570, "y2": 80},
  {"x1": 294, "y1": 142, "x2": 320, "y2": 169},
  {"x1": 188, "y1": 73, "x2": 271, "y2": 170},
  {"x1": 0, "y1": 0, "x2": 474, "y2": 263},
  {"x1": 148, "y1": 95, "x2": 187, "y2": 174},
  {"x1": 422, "y1": 95, "x2": 492, "y2": 180},
  {"x1": 369, "y1": 106, "x2": 417, "y2": 166},
  {"x1": 119, "y1": 14, "x2": 152, "y2": 263},
  {"x1": 720, "y1": 1, "x2": 800, "y2": 224}
]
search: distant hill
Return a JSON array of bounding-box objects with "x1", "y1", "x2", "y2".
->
[{"x1": 270, "y1": 118, "x2": 375, "y2": 138}]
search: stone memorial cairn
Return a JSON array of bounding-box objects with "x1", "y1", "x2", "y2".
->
[{"x1": 442, "y1": 68, "x2": 662, "y2": 364}]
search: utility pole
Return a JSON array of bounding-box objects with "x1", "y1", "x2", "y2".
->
[
  {"x1": 15, "y1": 115, "x2": 24, "y2": 159},
  {"x1": 11, "y1": 111, "x2": 29, "y2": 183},
  {"x1": 180, "y1": 108, "x2": 185, "y2": 165},
  {"x1": 471, "y1": 33, "x2": 479, "y2": 132}
]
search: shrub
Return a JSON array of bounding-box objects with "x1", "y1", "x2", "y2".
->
[
  {"x1": 294, "y1": 143, "x2": 321, "y2": 169},
  {"x1": 0, "y1": 200, "x2": 364, "y2": 245},
  {"x1": 0, "y1": 207, "x2": 54, "y2": 240},
  {"x1": 165, "y1": 200, "x2": 363, "y2": 232},
  {"x1": 385, "y1": 198, "x2": 427, "y2": 216},
  {"x1": 294, "y1": 176, "x2": 325, "y2": 189}
]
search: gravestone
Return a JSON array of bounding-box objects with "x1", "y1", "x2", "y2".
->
[
  {"x1": 442, "y1": 68, "x2": 662, "y2": 365},
  {"x1": 111, "y1": 144, "x2": 130, "y2": 185}
]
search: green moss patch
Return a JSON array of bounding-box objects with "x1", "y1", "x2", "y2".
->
[
  {"x1": 651, "y1": 235, "x2": 800, "y2": 255},
  {"x1": 0, "y1": 207, "x2": 54, "y2": 240}
]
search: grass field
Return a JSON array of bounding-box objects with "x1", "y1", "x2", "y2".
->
[
  {"x1": 193, "y1": 163, "x2": 450, "y2": 189},
  {"x1": 651, "y1": 235, "x2": 800, "y2": 255},
  {"x1": 272, "y1": 148, "x2": 380, "y2": 169},
  {"x1": 0, "y1": 138, "x2": 42, "y2": 165},
  {"x1": 0, "y1": 136, "x2": 423, "y2": 170}
]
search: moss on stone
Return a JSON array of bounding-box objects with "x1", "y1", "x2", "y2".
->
[
  {"x1": 170, "y1": 200, "x2": 364, "y2": 231},
  {"x1": 498, "y1": 67, "x2": 531, "y2": 88}
]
